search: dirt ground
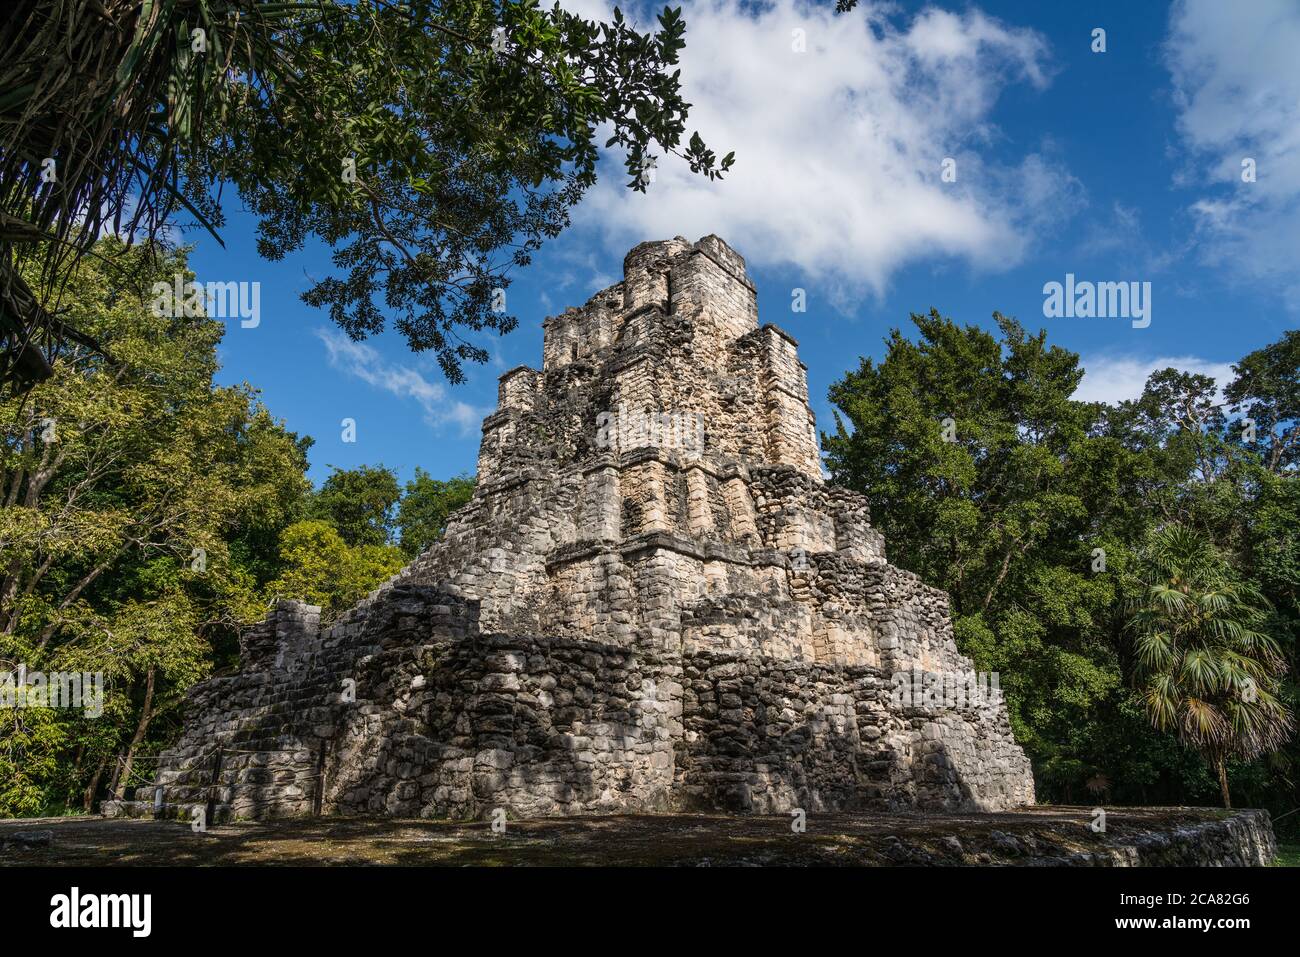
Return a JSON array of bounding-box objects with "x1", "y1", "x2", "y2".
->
[{"x1": 0, "y1": 806, "x2": 1255, "y2": 866}]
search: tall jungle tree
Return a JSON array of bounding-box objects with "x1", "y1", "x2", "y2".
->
[{"x1": 0, "y1": 237, "x2": 311, "y2": 815}]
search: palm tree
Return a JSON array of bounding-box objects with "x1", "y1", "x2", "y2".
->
[
  {"x1": 1, "y1": 1, "x2": 316, "y2": 390},
  {"x1": 1128, "y1": 524, "x2": 1292, "y2": 808}
]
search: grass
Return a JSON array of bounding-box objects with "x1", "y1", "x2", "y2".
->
[{"x1": 1271, "y1": 843, "x2": 1300, "y2": 867}]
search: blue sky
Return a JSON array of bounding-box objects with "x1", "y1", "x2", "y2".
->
[{"x1": 187, "y1": 0, "x2": 1299, "y2": 487}]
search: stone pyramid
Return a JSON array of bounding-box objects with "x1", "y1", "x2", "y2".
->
[{"x1": 109, "y1": 235, "x2": 1034, "y2": 822}]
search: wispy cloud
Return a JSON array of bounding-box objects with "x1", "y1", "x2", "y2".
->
[
  {"x1": 548, "y1": 244, "x2": 618, "y2": 297},
  {"x1": 315, "y1": 328, "x2": 487, "y2": 435},
  {"x1": 1076, "y1": 353, "x2": 1235, "y2": 405},
  {"x1": 1165, "y1": 0, "x2": 1300, "y2": 307}
]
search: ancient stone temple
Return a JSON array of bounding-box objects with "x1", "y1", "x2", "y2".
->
[{"x1": 108, "y1": 235, "x2": 1035, "y2": 823}]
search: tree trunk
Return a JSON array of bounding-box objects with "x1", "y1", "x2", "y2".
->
[
  {"x1": 1216, "y1": 757, "x2": 1231, "y2": 809},
  {"x1": 67, "y1": 743, "x2": 85, "y2": 808},
  {"x1": 33, "y1": 556, "x2": 117, "y2": 654},
  {"x1": 105, "y1": 749, "x2": 125, "y2": 802},
  {"x1": 1, "y1": 553, "x2": 56, "y2": 635},
  {"x1": 83, "y1": 754, "x2": 109, "y2": 813},
  {"x1": 113, "y1": 666, "x2": 156, "y2": 801}
]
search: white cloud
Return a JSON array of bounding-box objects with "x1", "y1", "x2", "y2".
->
[
  {"x1": 573, "y1": 0, "x2": 1079, "y2": 304},
  {"x1": 1076, "y1": 202, "x2": 1191, "y2": 275},
  {"x1": 1165, "y1": 0, "x2": 1300, "y2": 305},
  {"x1": 315, "y1": 329, "x2": 487, "y2": 434},
  {"x1": 1076, "y1": 354, "x2": 1235, "y2": 405},
  {"x1": 549, "y1": 244, "x2": 618, "y2": 296}
]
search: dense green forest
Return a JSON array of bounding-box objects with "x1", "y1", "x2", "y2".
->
[
  {"x1": 0, "y1": 247, "x2": 1294, "y2": 824},
  {"x1": 0, "y1": 242, "x2": 472, "y2": 815},
  {"x1": 825, "y1": 311, "x2": 1297, "y2": 820}
]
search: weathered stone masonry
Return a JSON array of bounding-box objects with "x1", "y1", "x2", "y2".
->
[{"x1": 108, "y1": 235, "x2": 1036, "y2": 822}]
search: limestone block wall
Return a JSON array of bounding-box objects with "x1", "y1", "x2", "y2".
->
[
  {"x1": 541, "y1": 293, "x2": 622, "y2": 371},
  {"x1": 675, "y1": 650, "x2": 1034, "y2": 814},
  {"x1": 480, "y1": 237, "x2": 824, "y2": 500},
  {"x1": 581, "y1": 464, "x2": 621, "y2": 541},
  {"x1": 668, "y1": 239, "x2": 760, "y2": 344},
  {"x1": 235, "y1": 601, "x2": 307, "y2": 671},
  {"x1": 119, "y1": 575, "x2": 1031, "y2": 823},
  {"x1": 721, "y1": 333, "x2": 788, "y2": 466},
  {"x1": 682, "y1": 591, "x2": 818, "y2": 660},
  {"x1": 827, "y1": 486, "x2": 885, "y2": 562},
  {"x1": 498, "y1": 366, "x2": 542, "y2": 412},
  {"x1": 759, "y1": 327, "x2": 821, "y2": 476},
  {"x1": 432, "y1": 496, "x2": 562, "y2": 633},
  {"x1": 112, "y1": 591, "x2": 479, "y2": 821},
  {"x1": 623, "y1": 238, "x2": 693, "y2": 312},
  {"x1": 327, "y1": 634, "x2": 682, "y2": 819},
  {"x1": 750, "y1": 467, "x2": 884, "y2": 564},
  {"x1": 543, "y1": 545, "x2": 641, "y2": 646}
]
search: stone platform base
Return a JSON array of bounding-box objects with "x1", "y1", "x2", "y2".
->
[{"x1": 2, "y1": 807, "x2": 1278, "y2": 866}]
